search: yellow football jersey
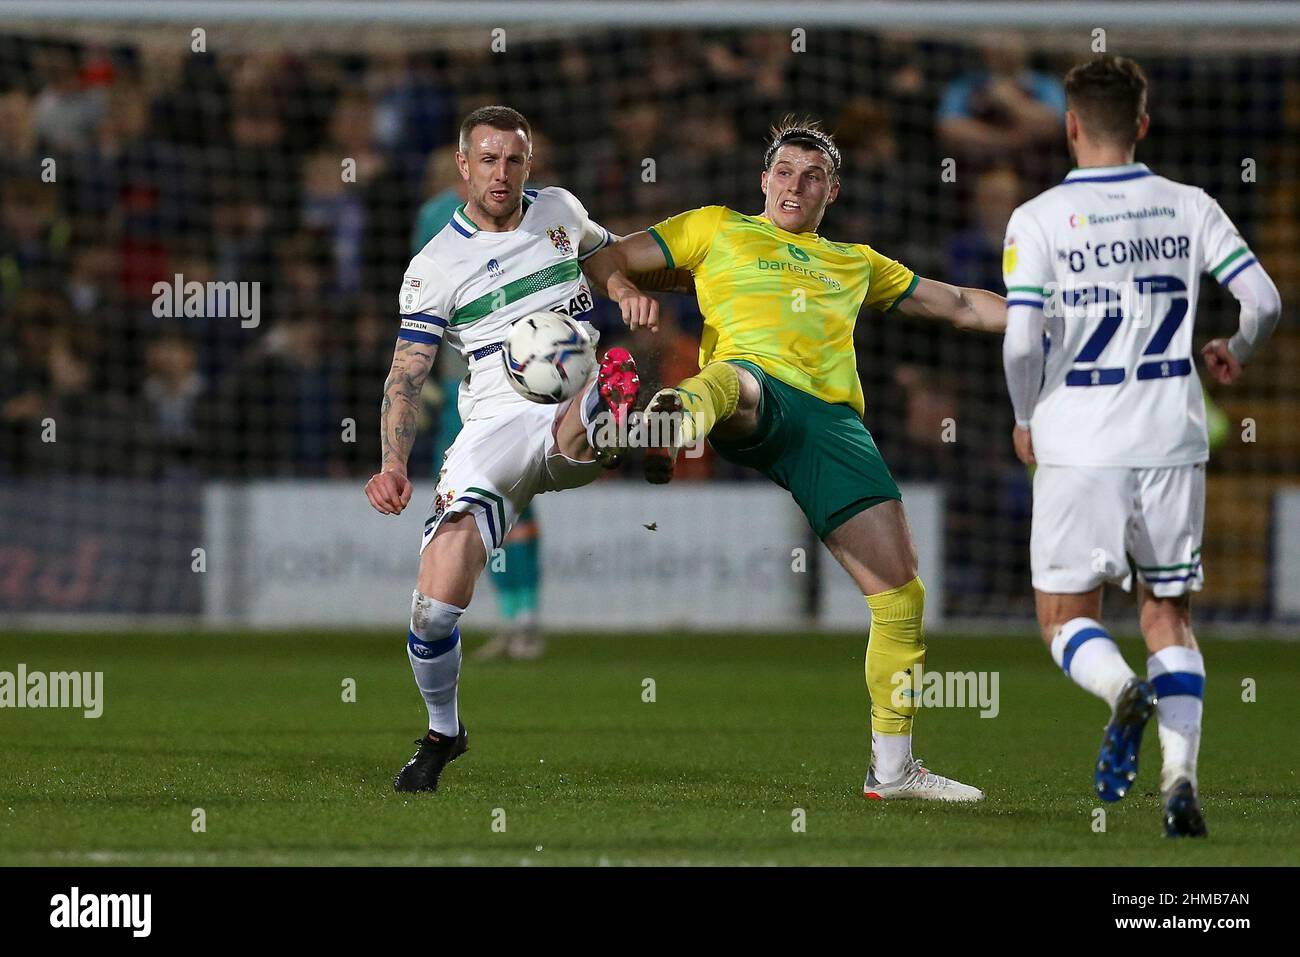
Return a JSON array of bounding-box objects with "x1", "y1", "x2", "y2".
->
[{"x1": 648, "y1": 205, "x2": 917, "y2": 416}]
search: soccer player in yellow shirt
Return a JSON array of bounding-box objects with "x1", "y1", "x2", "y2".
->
[{"x1": 585, "y1": 119, "x2": 1007, "y2": 800}]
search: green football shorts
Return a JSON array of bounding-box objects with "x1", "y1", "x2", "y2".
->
[{"x1": 708, "y1": 359, "x2": 902, "y2": 539}]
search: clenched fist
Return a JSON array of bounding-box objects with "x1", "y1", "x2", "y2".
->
[
  {"x1": 1201, "y1": 338, "x2": 1242, "y2": 386},
  {"x1": 366, "y1": 467, "x2": 413, "y2": 515},
  {"x1": 1012, "y1": 425, "x2": 1036, "y2": 466}
]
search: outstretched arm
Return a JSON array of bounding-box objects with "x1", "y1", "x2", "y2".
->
[
  {"x1": 583, "y1": 232, "x2": 671, "y2": 332},
  {"x1": 583, "y1": 234, "x2": 694, "y2": 297},
  {"x1": 895, "y1": 276, "x2": 1007, "y2": 333},
  {"x1": 366, "y1": 336, "x2": 437, "y2": 515}
]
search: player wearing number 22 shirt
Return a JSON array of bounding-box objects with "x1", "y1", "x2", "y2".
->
[{"x1": 1002, "y1": 56, "x2": 1282, "y2": 837}]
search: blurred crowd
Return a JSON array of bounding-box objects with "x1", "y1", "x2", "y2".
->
[{"x1": 0, "y1": 30, "x2": 1296, "y2": 606}]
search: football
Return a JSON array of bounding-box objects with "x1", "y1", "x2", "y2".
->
[{"x1": 502, "y1": 311, "x2": 596, "y2": 403}]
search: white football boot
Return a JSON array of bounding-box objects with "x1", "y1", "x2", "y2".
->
[{"x1": 863, "y1": 757, "x2": 985, "y2": 802}]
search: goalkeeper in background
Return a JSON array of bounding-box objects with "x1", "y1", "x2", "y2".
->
[
  {"x1": 411, "y1": 147, "x2": 545, "y2": 662},
  {"x1": 586, "y1": 119, "x2": 1006, "y2": 801}
]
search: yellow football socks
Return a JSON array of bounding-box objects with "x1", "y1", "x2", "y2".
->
[
  {"x1": 671, "y1": 362, "x2": 740, "y2": 444},
  {"x1": 865, "y1": 577, "x2": 927, "y2": 735}
]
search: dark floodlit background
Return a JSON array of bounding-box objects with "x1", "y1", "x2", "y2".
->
[{"x1": 1, "y1": 8, "x2": 1298, "y2": 625}]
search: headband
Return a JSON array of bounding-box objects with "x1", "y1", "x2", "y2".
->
[{"x1": 764, "y1": 127, "x2": 841, "y2": 173}]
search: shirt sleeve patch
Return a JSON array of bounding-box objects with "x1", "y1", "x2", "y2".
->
[{"x1": 398, "y1": 315, "x2": 445, "y2": 343}]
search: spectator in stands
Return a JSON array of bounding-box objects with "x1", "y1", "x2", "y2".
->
[
  {"x1": 937, "y1": 35, "x2": 1065, "y2": 175},
  {"x1": 600, "y1": 92, "x2": 677, "y2": 233},
  {"x1": 204, "y1": 314, "x2": 335, "y2": 477},
  {"x1": 0, "y1": 177, "x2": 70, "y2": 308},
  {"x1": 301, "y1": 149, "x2": 368, "y2": 297},
  {"x1": 701, "y1": 32, "x2": 793, "y2": 149},
  {"x1": 151, "y1": 49, "x2": 230, "y2": 149},
  {"x1": 328, "y1": 293, "x2": 392, "y2": 476},
  {"x1": 410, "y1": 145, "x2": 465, "y2": 253},
  {"x1": 367, "y1": 51, "x2": 456, "y2": 186},
  {"x1": 671, "y1": 103, "x2": 746, "y2": 212},
  {"x1": 31, "y1": 46, "x2": 106, "y2": 153},
  {"x1": 945, "y1": 166, "x2": 1021, "y2": 291},
  {"x1": 208, "y1": 179, "x2": 274, "y2": 288},
  {"x1": 0, "y1": 89, "x2": 39, "y2": 182},
  {"x1": 74, "y1": 82, "x2": 196, "y2": 302},
  {"x1": 225, "y1": 81, "x2": 293, "y2": 233},
  {"x1": 74, "y1": 82, "x2": 190, "y2": 221},
  {"x1": 1, "y1": 296, "x2": 138, "y2": 476},
  {"x1": 65, "y1": 242, "x2": 120, "y2": 321},
  {"x1": 302, "y1": 89, "x2": 397, "y2": 298},
  {"x1": 202, "y1": 233, "x2": 339, "y2": 477},
  {"x1": 831, "y1": 97, "x2": 913, "y2": 255},
  {"x1": 528, "y1": 40, "x2": 613, "y2": 199},
  {"x1": 64, "y1": 239, "x2": 137, "y2": 393},
  {"x1": 141, "y1": 334, "x2": 204, "y2": 474},
  {"x1": 0, "y1": 293, "x2": 57, "y2": 475},
  {"x1": 154, "y1": 248, "x2": 242, "y2": 386}
]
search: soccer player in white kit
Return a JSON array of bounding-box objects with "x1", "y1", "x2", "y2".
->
[
  {"x1": 364, "y1": 107, "x2": 653, "y2": 792},
  {"x1": 1002, "y1": 57, "x2": 1282, "y2": 836}
]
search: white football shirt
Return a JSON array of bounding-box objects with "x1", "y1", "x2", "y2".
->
[
  {"x1": 1003, "y1": 162, "x2": 1257, "y2": 467},
  {"x1": 397, "y1": 186, "x2": 611, "y2": 419}
]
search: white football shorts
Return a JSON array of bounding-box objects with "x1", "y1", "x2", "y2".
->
[
  {"x1": 1031, "y1": 463, "x2": 1205, "y2": 597},
  {"x1": 419, "y1": 397, "x2": 600, "y2": 558}
]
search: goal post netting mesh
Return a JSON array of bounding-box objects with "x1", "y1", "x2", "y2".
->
[{"x1": 1, "y1": 3, "x2": 1298, "y2": 627}]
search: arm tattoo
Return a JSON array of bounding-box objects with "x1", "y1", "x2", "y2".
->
[{"x1": 380, "y1": 340, "x2": 435, "y2": 472}]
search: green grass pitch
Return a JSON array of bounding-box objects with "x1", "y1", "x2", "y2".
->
[{"x1": 1, "y1": 629, "x2": 1296, "y2": 866}]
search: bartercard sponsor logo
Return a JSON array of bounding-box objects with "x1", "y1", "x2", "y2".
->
[
  {"x1": 50, "y1": 887, "x2": 151, "y2": 937},
  {"x1": 756, "y1": 257, "x2": 843, "y2": 290}
]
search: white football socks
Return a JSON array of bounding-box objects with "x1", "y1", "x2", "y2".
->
[
  {"x1": 1050, "y1": 617, "x2": 1135, "y2": 709},
  {"x1": 1148, "y1": 645, "x2": 1205, "y2": 792},
  {"x1": 407, "y1": 591, "x2": 464, "y2": 737},
  {"x1": 580, "y1": 376, "x2": 606, "y2": 447},
  {"x1": 871, "y1": 730, "x2": 913, "y2": 783}
]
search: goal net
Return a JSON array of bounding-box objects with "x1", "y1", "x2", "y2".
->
[{"x1": 1, "y1": 2, "x2": 1297, "y2": 628}]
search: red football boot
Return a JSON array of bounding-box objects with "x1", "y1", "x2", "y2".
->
[{"x1": 593, "y1": 347, "x2": 640, "y2": 468}]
